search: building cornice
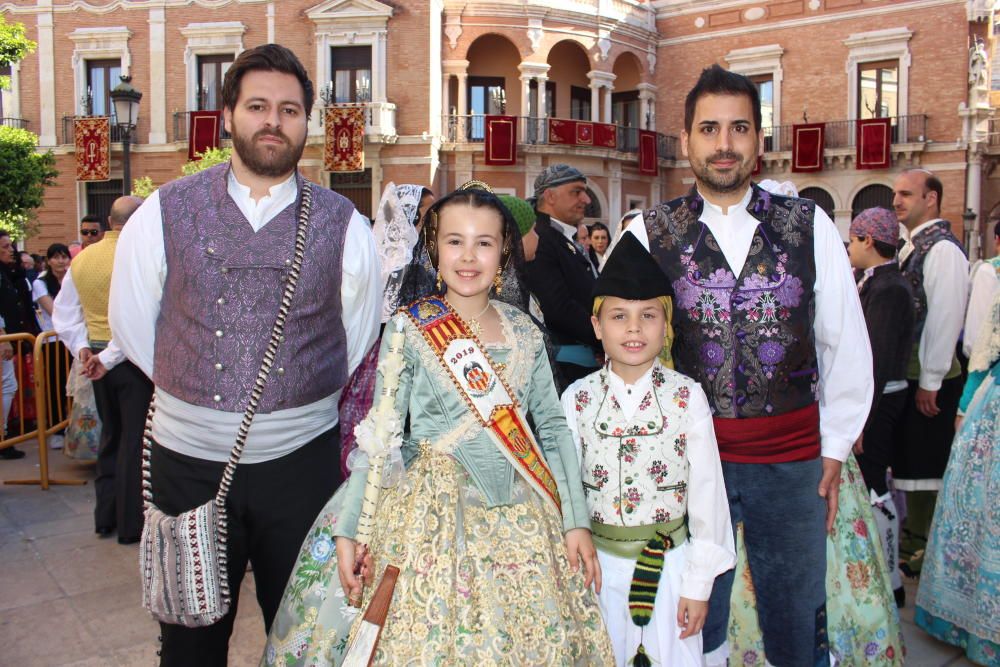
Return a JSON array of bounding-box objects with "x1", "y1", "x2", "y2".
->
[{"x1": 0, "y1": 0, "x2": 267, "y2": 15}]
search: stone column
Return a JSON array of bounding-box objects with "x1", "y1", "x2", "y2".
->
[
  {"x1": 148, "y1": 7, "x2": 167, "y2": 144},
  {"x1": 36, "y1": 4, "x2": 57, "y2": 147},
  {"x1": 590, "y1": 82, "x2": 600, "y2": 122},
  {"x1": 637, "y1": 82, "x2": 657, "y2": 130},
  {"x1": 603, "y1": 83, "x2": 613, "y2": 123}
]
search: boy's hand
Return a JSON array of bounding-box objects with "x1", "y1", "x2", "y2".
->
[
  {"x1": 564, "y1": 528, "x2": 602, "y2": 594},
  {"x1": 677, "y1": 597, "x2": 708, "y2": 639}
]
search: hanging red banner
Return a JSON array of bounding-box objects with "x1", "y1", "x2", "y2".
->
[
  {"x1": 75, "y1": 117, "x2": 110, "y2": 182},
  {"x1": 792, "y1": 122, "x2": 825, "y2": 173},
  {"x1": 548, "y1": 118, "x2": 575, "y2": 145},
  {"x1": 856, "y1": 118, "x2": 892, "y2": 170},
  {"x1": 325, "y1": 106, "x2": 366, "y2": 172},
  {"x1": 638, "y1": 130, "x2": 658, "y2": 176},
  {"x1": 188, "y1": 110, "x2": 222, "y2": 161},
  {"x1": 594, "y1": 123, "x2": 617, "y2": 149},
  {"x1": 484, "y1": 115, "x2": 516, "y2": 166}
]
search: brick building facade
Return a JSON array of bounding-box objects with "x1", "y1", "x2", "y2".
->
[{"x1": 0, "y1": 0, "x2": 996, "y2": 258}]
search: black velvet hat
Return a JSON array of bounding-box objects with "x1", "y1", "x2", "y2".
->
[{"x1": 592, "y1": 232, "x2": 672, "y2": 300}]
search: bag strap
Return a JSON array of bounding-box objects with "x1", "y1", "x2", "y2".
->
[{"x1": 141, "y1": 179, "x2": 314, "y2": 513}]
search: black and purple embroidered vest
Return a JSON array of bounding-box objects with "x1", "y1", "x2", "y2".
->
[
  {"x1": 154, "y1": 163, "x2": 353, "y2": 413},
  {"x1": 643, "y1": 186, "x2": 818, "y2": 418},
  {"x1": 900, "y1": 220, "x2": 965, "y2": 342}
]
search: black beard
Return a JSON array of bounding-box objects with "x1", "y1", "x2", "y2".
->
[
  {"x1": 231, "y1": 127, "x2": 305, "y2": 178},
  {"x1": 694, "y1": 150, "x2": 754, "y2": 194}
]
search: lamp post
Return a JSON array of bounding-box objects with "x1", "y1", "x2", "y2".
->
[
  {"x1": 962, "y1": 207, "x2": 978, "y2": 260},
  {"x1": 109, "y1": 75, "x2": 142, "y2": 196}
]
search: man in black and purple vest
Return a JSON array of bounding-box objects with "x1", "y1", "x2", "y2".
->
[
  {"x1": 891, "y1": 169, "x2": 968, "y2": 576},
  {"x1": 109, "y1": 45, "x2": 380, "y2": 666},
  {"x1": 625, "y1": 66, "x2": 873, "y2": 666}
]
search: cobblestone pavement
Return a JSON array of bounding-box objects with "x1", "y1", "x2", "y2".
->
[{"x1": 0, "y1": 442, "x2": 980, "y2": 666}]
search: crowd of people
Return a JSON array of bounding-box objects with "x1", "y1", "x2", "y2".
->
[{"x1": 2, "y1": 43, "x2": 998, "y2": 666}]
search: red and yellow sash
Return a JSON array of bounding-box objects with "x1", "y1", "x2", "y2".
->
[{"x1": 405, "y1": 297, "x2": 562, "y2": 516}]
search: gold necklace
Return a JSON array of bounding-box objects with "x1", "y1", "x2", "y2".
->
[{"x1": 448, "y1": 298, "x2": 491, "y2": 337}]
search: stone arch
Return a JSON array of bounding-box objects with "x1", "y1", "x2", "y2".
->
[
  {"x1": 454, "y1": 30, "x2": 530, "y2": 61},
  {"x1": 611, "y1": 51, "x2": 644, "y2": 90},
  {"x1": 584, "y1": 182, "x2": 608, "y2": 223},
  {"x1": 851, "y1": 183, "x2": 895, "y2": 219},
  {"x1": 546, "y1": 39, "x2": 593, "y2": 119},
  {"x1": 796, "y1": 179, "x2": 845, "y2": 210},
  {"x1": 799, "y1": 186, "x2": 836, "y2": 219},
  {"x1": 847, "y1": 177, "x2": 895, "y2": 211},
  {"x1": 464, "y1": 34, "x2": 524, "y2": 117}
]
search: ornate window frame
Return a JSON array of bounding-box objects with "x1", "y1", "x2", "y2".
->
[
  {"x1": 843, "y1": 28, "x2": 912, "y2": 120},
  {"x1": 306, "y1": 0, "x2": 393, "y2": 136},
  {"x1": 180, "y1": 22, "x2": 247, "y2": 112},
  {"x1": 0, "y1": 62, "x2": 20, "y2": 121},
  {"x1": 725, "y1": 44, "x2": 783, "y2": 129},
  {"x1": 69, "y1": 27, "x2": 132, "y2": 116}
]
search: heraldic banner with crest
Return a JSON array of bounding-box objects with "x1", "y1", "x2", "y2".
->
[
  {"x1": 325, "y1": 106, "x2": 365, "y2": 172},
  {"x1": 75, "y1": 117, "x2": 111, "y2": 182}
]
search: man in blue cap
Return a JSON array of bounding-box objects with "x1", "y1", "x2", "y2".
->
[{"x1": 525, "y1": 163, "x2": 601, "y2": 388}]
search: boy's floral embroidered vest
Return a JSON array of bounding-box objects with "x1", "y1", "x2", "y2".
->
[
  {"x1": 570, "y1": 363, "x2": 692, "y2": 526},
  {"x1": 901, "y1": 220, "x2": 965, "y2": 342},
  {"x1": 643, "y1": 185, "x2": 818, "y2": 419}
]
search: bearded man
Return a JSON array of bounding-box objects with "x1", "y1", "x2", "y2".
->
[
  {"x1": 109, "y1": 44, "x2": 380, "y2": 665},
  {"x1": 627, "y1": 65, "x2": 874, "y2": 666}
]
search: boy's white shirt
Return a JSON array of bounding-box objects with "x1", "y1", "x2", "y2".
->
[{"x1": 560, "y1": 362, "x2": 736, "y2": 601}]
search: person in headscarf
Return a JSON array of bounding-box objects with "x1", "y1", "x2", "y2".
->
[
  {"x1": 338, "y1": 183, "x2": 425, "y2": 477},
  {"x1": 525, "y1": 164, "x2": 601, "y2": 389}
]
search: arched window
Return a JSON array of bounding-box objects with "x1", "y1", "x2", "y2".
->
[
  {"x1": 585, "y1": 188, "x2": 602, "y2": 219},
  {"x1": 851, "y1": 184, "x2": 894, "y2": 220},
  {"x1": 799, "y1": 187, "x2": 835, "y2": 218}
]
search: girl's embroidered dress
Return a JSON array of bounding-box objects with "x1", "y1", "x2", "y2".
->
[
  {"x1": 262, "y1": 300, "x2": 614, "y2": 666},
  {"x1": 915, "y1": 292, "x2": 1000, "y2": 666}
]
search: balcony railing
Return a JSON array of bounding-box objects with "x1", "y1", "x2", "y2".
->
[
  {"x1": 321, "y1": 102, "x2": 398, "y2": 142},
  {"x1": 0, "y1": 117, "x2": 28, "y2": 130},
  {"x1": 989, "y1": 117, "x2": 1000, "y2": 146},
  {"x1": 62, "y1": 116, "x2": 129, "y2": 144},
  {"x1": 172, "y1": 111, "x2": 231, "y2": 144},
  {"x1": 443, "y1": 115, "x2": 677, "y2": 160},
  {"x1": 761, "y1": 114, "x2": 927, "y2": 152}
]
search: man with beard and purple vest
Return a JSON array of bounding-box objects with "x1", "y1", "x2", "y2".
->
[
  {"x1": 109, "y1": 45, "x2": 380, "y2": 665},
  {"x1": 622, "y1": 65, "x2": 873, "y2": 666}
]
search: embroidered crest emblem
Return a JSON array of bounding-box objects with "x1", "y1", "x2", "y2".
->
[
  {"x1": 417, "y1": 300, "x2": 444, "y2": 321},
  {"x1": 463, "y1": 361, "x2": 495, "y2": 397}
]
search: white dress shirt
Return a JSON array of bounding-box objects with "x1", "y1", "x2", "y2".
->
[
  {"x1": 108, "y1": 171, "x2": 381, "y2": 463},
  {"x1": 52, "y1": 269, "x2": 126, "y2": 370},
  {"x1": 561, "y1": 365, "x2": 735, "y2": 601},
  {"x1": 899, "y1": 218, "x2": 969, "y2": 390},
  {"x1": 627, "y1": 187, "x2": 873, "y2": 462},
  {"x1": 963, "y1": 260, "x2": 999, "y2": 358}
]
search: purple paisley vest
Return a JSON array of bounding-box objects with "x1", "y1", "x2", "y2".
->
[
  {"x1": 643, "y1": 185, "x2": 818, "y2": 419},
  {"x1": 900, "y1": 220, "x2": 965, "y2": 342},
  {"x1": 154, "y1": 163, "x2": 352, "y2": 413}
]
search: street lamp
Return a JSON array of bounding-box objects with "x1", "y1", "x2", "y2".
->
[
  {"x1": 962, "y1": 207, "x2": 978, "y2": 260},
  {"x1": 109, "y1": 75, "x2": 142, "y2": 196}
]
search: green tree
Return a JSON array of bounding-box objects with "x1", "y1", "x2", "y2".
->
[
  {"x1": 181, "y1": 146, "x2": 232, "y2": 175},
  {"x1": 0, "y1": 15, "x2": 36, "y2": 90},
  {"x1": 0, "y1": 125, "x2": 58, "y2": 238}
]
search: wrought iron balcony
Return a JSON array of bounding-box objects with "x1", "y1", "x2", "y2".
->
[
  {"x1": 320, "y1": 102, "x2": 398, "y2": 143},
  {"x1": 442, "y1": 115, "x2": 677, "y2": 161},
  {"x1": 0, "y1": 117, "x2": 28, "y2": 130},
  {"x1": 62, "y1": 116, "x2": 129, "y2": 144},
  {"x1": 172, "y1": 111, "x2": 231, "y2": 144},
  {"x1": 761, "y1": 114, "x2": 928, "y2": 152}
]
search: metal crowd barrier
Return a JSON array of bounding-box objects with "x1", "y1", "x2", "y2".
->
[{"x1": 2, "y1": 331, "x2": 87, "y2": 490}]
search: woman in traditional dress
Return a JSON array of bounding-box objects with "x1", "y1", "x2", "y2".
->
[
  {"x1": 915, "y1": 291, "x2": 1000, "y2": 666},
  {"x1": 262, "y1": 182, "x2": 613, "y2": 666},
  {"x1": 338, "y1": 183, "x2": 425, "y2": 477}
]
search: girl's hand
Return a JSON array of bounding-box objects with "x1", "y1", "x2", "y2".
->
[
  {"x1": 335, "y1": 537, "x2": 368, "y2": 606},
  {"x1": 564, "y1": 528, "x2": 602, "y2": 594},
  {"x1": 677, "y1": 597, "x2": 708, "y2": 639}
]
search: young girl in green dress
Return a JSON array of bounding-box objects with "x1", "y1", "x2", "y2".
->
[{"x1": 262, "y1": 182, "x2": 614, "y2": 666}]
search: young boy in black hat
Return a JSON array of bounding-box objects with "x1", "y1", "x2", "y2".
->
[{"x1": 560, "y1": 234, "x2": 735, "y2": 666}]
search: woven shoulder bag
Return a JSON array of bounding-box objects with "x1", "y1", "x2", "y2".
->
[{"x1": 139, "y1": 181, "x2": 313, "y2": 627}]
